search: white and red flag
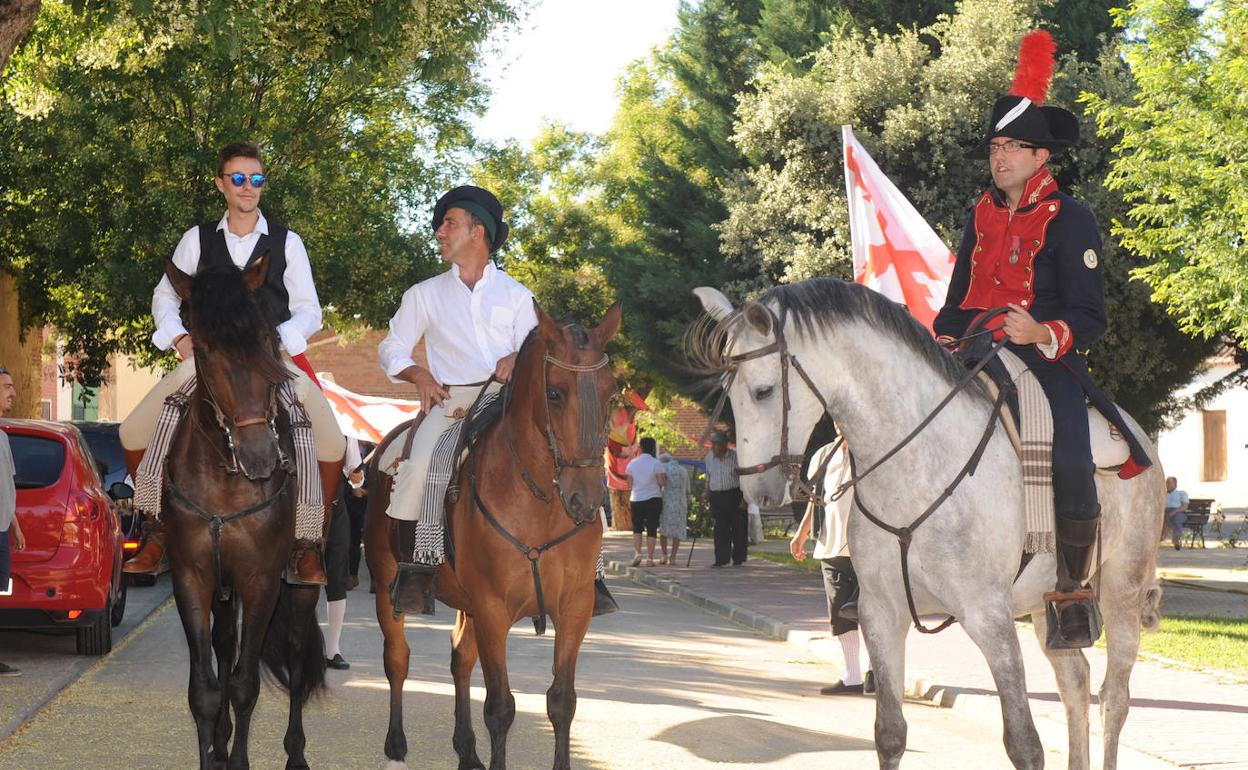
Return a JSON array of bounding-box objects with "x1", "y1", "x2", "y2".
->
[
  {"x1": 842, "y1": 125, "x2": 955, "y2": 332},
  {"x1": 317, "y1": 377, "x2": 422, "y2": 444}
]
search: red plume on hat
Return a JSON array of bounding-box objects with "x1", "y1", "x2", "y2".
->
[{"x1": 1009, "y1": 30, "x2": 1058, "y2": 105}]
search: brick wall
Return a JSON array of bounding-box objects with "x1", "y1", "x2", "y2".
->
[{"x1": 304, "y1": 329, "x2": 427, "y2": 398}]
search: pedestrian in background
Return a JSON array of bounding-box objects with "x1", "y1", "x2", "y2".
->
[
  {"x1": 1164, "y1": 476, "x2": 1190, "y2": 551},
  {"x1": 703, "y1": 432, "x2": 747, "y2": 566},
  {"x1": 345, "y1": 443, "x2": 373, "y2": 589},
  {"x1": 1, "y1": 366, "x2": 28, "y2": 677},
  {"x1": 626, "y1": 437, "x2": 666, "y2": 567},
  {"x1": 323, "y1": 437, "x2": 360, "y2": 671},
  {"x1": 790, "y1": 438, "x2": 872, "y2": 695},
  {"x1": 657, "y1": 450, "x2": 689, "y2": 565}
]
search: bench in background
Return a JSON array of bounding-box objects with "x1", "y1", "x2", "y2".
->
[{"x1": 1183, "y1": 498, "x2": 1215, "y2": 549}]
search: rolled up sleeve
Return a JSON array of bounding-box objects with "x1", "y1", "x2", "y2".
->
[
  {"x1": 151, "y1": 228, "x2": 200, "y2": 350},
  {"x1": 378, "y1": 286, "x2": 427, "y2": 382}
]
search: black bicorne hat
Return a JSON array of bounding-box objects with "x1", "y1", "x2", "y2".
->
[
  {"x1": 432, "y1": 185, "x2": 510, "y2": 252},
  {"x1": 967, "y1": 30, "x2": 1080, "y2": 159}
]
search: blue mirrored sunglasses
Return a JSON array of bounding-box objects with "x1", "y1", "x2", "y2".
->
[{"x1": 226, "y1": 172, "x2": 266, "y2": 188}]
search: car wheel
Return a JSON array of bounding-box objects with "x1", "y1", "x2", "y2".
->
[
  {"x1": 76, "y1": 598, "x2": 114, "y2": 655},
  {"x1": 110, "y1": 578, "x2": 128, "y2": 627}
]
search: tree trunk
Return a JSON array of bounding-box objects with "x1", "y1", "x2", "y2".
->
[
  {"x1": 609, "y1": 487, "x2": 632, "y2": 532},
  {"x1": 0, "y1": 0, "x2": 41, "y2": 75},
  {"x1": 0, "y1": 270, "x2": 42, "y2": 418}
]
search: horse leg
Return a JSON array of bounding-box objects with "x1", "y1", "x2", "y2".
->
[
  {"x1": 859, "y1": 597, "x2": 911, "y2": 770},
  {"x1": 282, "y1": 584, "x2": 324, "y2": 770},
  {"x1": 210, "y1": 594, "x2": 239, "y2": 765},
  {"x1": 377, "y1": 566, "x2": 412, "y2": 768},
  {"x1": 452, "y1": 610, "x2": 485, "y2": 770},
  {"x1": 172, "y1": 570, "x2": 225, "y2": 770},
  {"x1": 473, "y1": 604, "x2": 517, "y2": 770},
  {"x1": 226, "y1": 579, "x2": 281, "y2": 770},
  {"x1": 1096, "y1": 563, "x2": 1154, "y2": 770},
  {"x1": 1031, "y1": 610, "x2": 1091, "y2": 770},
  {"x1": 547, "y1": 605, "x2": 591, "y2": 770},
  {"x1": 959, "y1": 602, "x2": 1045, "y2": 769}
]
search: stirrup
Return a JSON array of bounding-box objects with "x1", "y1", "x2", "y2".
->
[
  {"x1": 1043, "y1": 589, "x2": 1102, "y2": 650},
  {"x1": 389, "y1": 562, "x2": 437, "y2": 619}
]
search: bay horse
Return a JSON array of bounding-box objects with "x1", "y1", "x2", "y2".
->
[
  {"x1": 162, "y1": 256, "x2": 327, "y2": 770},
  {"x1": 693, "y1": 279, "x2": 1163, "y2": 770},
  {"x1": 365, "y1": 302, "x2": 621, "y2": 770}
]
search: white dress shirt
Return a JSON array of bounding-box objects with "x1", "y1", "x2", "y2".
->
[
  {"x1": 378, "y1": 262, "x2": 538, "y2": 385},
  {"x1": 151, "y1": 211, "x2": 322, "y2": 356},
  {"x1": 808, "y1": 444, "x2": 853, "y2": 560}
]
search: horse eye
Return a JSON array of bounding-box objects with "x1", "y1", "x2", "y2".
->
[
  {"x1": 754, "y1": 386, "x2": 774, "y2": 401},
  {"x1": 546, "y1": 387, "x2": 562, "y2": 402}
]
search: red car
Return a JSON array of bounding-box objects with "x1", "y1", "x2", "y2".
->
[{"x1": 1, "y1": 419, "x2": 128, "y2": 655}]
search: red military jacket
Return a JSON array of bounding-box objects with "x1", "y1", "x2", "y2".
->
[{"x1": 933, "y1": 169, "x2": 1106, "y2": 361}]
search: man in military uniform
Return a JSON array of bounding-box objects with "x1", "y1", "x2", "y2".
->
[{"x1": 934, "y1": 31, "x2": 1149, "y2": 648}]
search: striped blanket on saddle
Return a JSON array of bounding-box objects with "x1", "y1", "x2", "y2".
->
[
  {"x1": 132, "y1": 376, "x2": 323, "y2": 539},
  {"x1": 990, "y1": 349, "x2": 1056, "y2": 555}
]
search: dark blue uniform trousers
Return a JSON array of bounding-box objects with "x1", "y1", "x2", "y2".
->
[{"x1": 1015, "y1": 347, "x2": 1099, "y2": 521}]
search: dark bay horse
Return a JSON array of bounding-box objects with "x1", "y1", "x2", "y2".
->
[
  {"x1": 365, "y1": 302, "x2": 622, "y2": 770},
  {"x1": 162, "y1": 256, "x2": 327, "y2": 770}
]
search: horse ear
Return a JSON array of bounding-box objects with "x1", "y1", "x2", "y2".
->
[
  {"x1": 743, "y1": 301, "x2": 773, "y2": 336},
  {"x1": 593, "y1": 302, "x2": 623, "y2": 346},
  {"x1": 242, "y1": 253, "x2": 269, "y2": 292},
  {"x1": 535, "y1": 299, "x2": 562, "y2": 342},
  {"x1": 164, "y1": 259, "x2": 193, "y2": 302},
  {"x1": 693, "y1": 287, "x2": 734, "y2": 320}
]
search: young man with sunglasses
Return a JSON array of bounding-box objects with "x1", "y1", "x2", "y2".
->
[
  {"x1": 933, "y1": 32, "x2": 1150, "y2": 649},
  {"x1": 119, "y1": 141, "x2": 345, "y2": 585}
]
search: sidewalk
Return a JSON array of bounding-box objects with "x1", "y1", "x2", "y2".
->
[{"x1": 603, "y1": 532, "x2": 1248, "y2": 769}]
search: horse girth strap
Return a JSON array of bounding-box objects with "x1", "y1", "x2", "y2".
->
[
  {"x1": 164, "y1": 471, "x2": 292, "y2": 602},
  {"x1": 849, "y1": 377, "x2": 1007, "y2": 635},
  {"x1": 468, "y1": 455, "x2": 592, "y2": 636}
]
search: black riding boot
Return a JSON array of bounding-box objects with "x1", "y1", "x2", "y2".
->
[{"x1": 1044, "y1": 513, "x2": 1103, "y2": 649}]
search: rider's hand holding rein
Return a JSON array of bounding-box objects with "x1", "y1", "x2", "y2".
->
[
  {"x1": 399, "y1": 364, "x2": 449, "y2": 414},
  {"x1": 1003, "y1": 303, "x2": 1055, "y2": 346},
  {"x1": 493, "y1": 352, "x2": 518, "y2": 384}
]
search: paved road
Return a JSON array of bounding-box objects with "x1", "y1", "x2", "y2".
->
[{"x1": 0, "y1": 574, "x2": 1129, "y2": 769}]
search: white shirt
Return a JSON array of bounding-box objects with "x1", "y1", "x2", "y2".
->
[
  {"x1": 151, "y1": 211, "x2": 322, "y2": 355},
  {"x1": 703, "y1": 448, "x2": 740, "y2": 491},
  {"x1": 378, "y1": 262, "x2": 538, "y2": 385},
  {"x1": 808, "y1": 443, "x2": 853, "y2": 560},
  {"x1": 626, "y1": 453, "x2": 666, "y2": 502}
]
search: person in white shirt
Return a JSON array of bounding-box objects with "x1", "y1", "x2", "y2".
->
[
  {"x1": 626, "y1": 437, "x2": 667, "y2": 566},
  {"x1": 790, "y1": 438, "x2": 873, "y2": 695},
  {"x1": 1164, "y1": 476, "x2": 1191, "y2": 550},
  {"x1": 118, "y1": 141, "x2": 345, "y2": 585}
]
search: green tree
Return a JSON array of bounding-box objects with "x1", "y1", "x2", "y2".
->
[
  {"x1": 720, "y1": 0, "x2": 1214, "y2": 431},
  {"x1": 0, "y1": 0, "x2": 515, "y2": 390},
  {"x1": 1084, "y1": 0, "x2": 1248, "y2": 343}
]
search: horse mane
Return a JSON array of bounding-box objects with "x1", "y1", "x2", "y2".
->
[
  {"x1": 188, "y1": 266, "x2": 290, "y2": 385},
  {"x1": 686, "y1": 278, "x2": 969, "y2": 388}
]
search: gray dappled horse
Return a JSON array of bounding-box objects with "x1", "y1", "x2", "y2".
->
[{"x1": 694, "y1": 279, "x2": 1163, "y2": 770}]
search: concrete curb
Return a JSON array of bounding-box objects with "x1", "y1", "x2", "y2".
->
[
  {"x1": 607, "y1": 558, "x2": 1002, "y2": 714},
  {"x1": 0, "y1": 593, "x2": 175, "y2": 745}
]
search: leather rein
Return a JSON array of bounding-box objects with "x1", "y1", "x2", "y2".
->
[
  {"x1": 470, "y1": 348, "x2": 611, "y2": 635},
  {"x1": 703, "y1": 304, "x2": 1011, "y2": 633}
]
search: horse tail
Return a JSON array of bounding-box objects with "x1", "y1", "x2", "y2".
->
[
  {"x1": 1140, "y1": 580, "x2": 1164, "y2": 632},
  {"x1": 260, "y1": 582, "x2": 328, "y2": 704}
]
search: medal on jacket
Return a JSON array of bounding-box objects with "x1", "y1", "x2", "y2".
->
[{"x1": 1009, "y1": 235, "x2": 1020, "y2": 265}]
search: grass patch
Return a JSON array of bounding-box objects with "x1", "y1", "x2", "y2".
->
[
  {"x1": 751, "y1": 550, "x2": 822, "y2": 572},
  {"x1": 1097, "y1": 615, "x2": 1248, "y2": 678}
]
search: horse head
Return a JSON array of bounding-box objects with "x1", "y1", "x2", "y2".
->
[
  {"x1": 164, "y1": 255, "x2": 292, "y2": 481},
  {"x1": 512, "y1": 301, "x2": 622, "y2": 525},
  {"x1": 693, "y1": 286, "x2": 828, "y2": 509}
]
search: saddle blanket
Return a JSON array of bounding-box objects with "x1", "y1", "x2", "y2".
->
[
  {"x1": 996, "y1": 349, "x2": 1055, "y2": 554},
  {"x1": 132, "y1": 375, "x2": 323, "y2": 539}
]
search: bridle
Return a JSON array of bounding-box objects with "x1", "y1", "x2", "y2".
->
[
  {"x1": 702, "y1": 303, "x2": 831, "y2": 490},
  {"x1": 504, "y1": 349, "x2": 612, "y2": 519},
  {"x1": 194, "y1": 354, "x2": 292, "y2": 477}
]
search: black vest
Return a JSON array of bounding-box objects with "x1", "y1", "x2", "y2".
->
[{"x1": 197, "y1": 221, "x2": 291, "y2": 327}]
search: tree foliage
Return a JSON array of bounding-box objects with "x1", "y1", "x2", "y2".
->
[
  {"x1": 718, "y1": 0, "x2": 1213, "y2": 431},
  {"x1": 0, "y1": 0, "x2": 516, "y2": 384},
  {"x1": 1084, "y1": 0, "x2": 1248, "y2": 344}
]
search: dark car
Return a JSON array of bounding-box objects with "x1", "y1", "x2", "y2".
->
[
  {"x1": 72, "y1": 421, "x2": 144, "y2": 563},
  {"x1": 1, "y1": 419, "x2": 130, "y2": 655}
]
